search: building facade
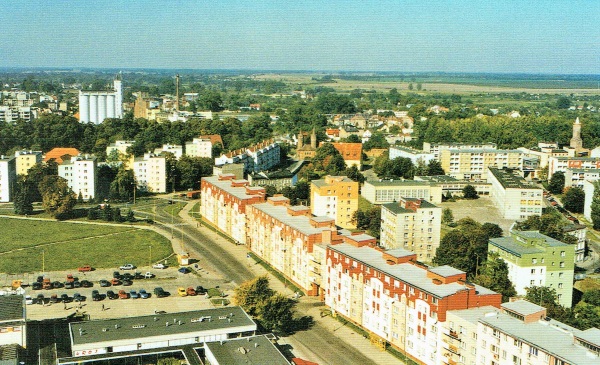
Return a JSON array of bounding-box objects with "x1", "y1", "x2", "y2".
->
[
  {"x1": 548, "y1": 156, "x2": 600, "y2": 179},
  {"x1": 0, "y1": 295, "x2": 26, "y2": 348},
  {"x1": 185, "y1": 138, "x2": 213, "y2": 158},
  {"x1": 422, "y1": 142, "x2": 497, "y2": 160},
  {"x1": 0, "y1": 106, "x2": 33, "y2": 123},
  {"x1": 489, "y1": 230, "x2": 575, "y2": 308},
  {"x1": 310, "y1": 176, "x2": 359, "y2": 229},
  {"x1": 133, "y1": 153, "x2": 167, "y2": 193},
  {"x1": 361, "y1": 180, "x2": 441, "y2": 204},
  {"x1": 487, "y1": 167, "x2": 543, "y2": 220},
  {"x1": 439, "y1": 149, "x2": 522, "y2": 181},
  {"x1": 215, "y1": 139, "x2": 280, "y2": 173},
  {"x1": 330, "y1": 142, "x2": 363, "y2": 169},
  {"x1": 389, "y1": 146, "x2": 435, "y2": 165},
  {"x1": 200, "y1": 174, "x2": 266, "y2": 244},
  {"x1": 153, "y1": 144, "x2": 183, "y2": 160},
  {"x1": 0, "y1": 155, "x2": 16, "y2": 202},
  {"x1": 380, "y1": 197, "x2": 441, "y2": 262},
  {"x1": 78, "y1": 77, "x2": 123, "y2": 124},
  {"x1": 14, "y1": 150, "x2": 42, "y2": 176},
  {"x1": 58, "y1": 156, "x2": 97, "y2": 201},
  {"x1": 564, "y1": 168, "x2": 600, "y2": 188}
]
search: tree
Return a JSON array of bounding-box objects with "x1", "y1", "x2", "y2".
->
[
  {"x1": 233, "y1": 276, "x2": 274, "y2": 316},
  {"x1": 416, "y1": 83, "x2": 422, "y2": 91},
  {"x1": 38, "y1": 175, "x2": 77, "y2": 219},
  {"x1": 110, "y1": 167, "x2": 136, "y2": 201},
  {"x1": 257, "y1": 293, "x2": 297, "y2": 333},
  {"x1": 562, "y1": 187, "x2": 585, "y2": 213},
  {"x1": 524, "y1": 286, "x2": 568, "y2": 320},
  {"x1": 548, "y1": 171, "x2": 565, "y2": 194},
  {"x1": 408, "y1": 83, "x2": 413, "y2": 91},
  {"x1": 344, "y1": 165, "x2": 365, "y2": 184},
  {"x1": 591, "y1": 181, "x2": 600, "y2": 230},
  {"x1": 481, "y1": 223, "x2": 503, "y2": 238},
  {"x1": 462, "y1": 185, "x2": 478, "y2": 199},
  {"x1": 556, "y1": 96, "x2": 571, "y2": 109},
  {"x1": 312, "y1": 143, "x2": 346, "y2": 175},
  {"x1": 441, "y1": 208, "x2": 454, "y2": 225},
  {"x1": 473, "y1": 252, "x2": 516, "y2": 302},
  {"x1": 426, "y1": 160, "x2": 445, "y2": 176},
  {"x1": 345, "y1": 134, "x2": 361, "y2": 143},
  {"x1": 12, "y1": 176, "x2": 34, "y2": 215}
]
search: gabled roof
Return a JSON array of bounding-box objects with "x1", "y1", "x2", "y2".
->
[
  {"x1": 44, "y1": 148, "x2": 80, "y2": 163},
  {"x1": 199, "y1": 134, "x2": 223, "y2": 146}
]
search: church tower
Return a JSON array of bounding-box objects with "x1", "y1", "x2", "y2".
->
[
  {"x1": 570, "y1": 117, "x2": 583, "y2": 149},
  {"x1": 310, "y1": 128, "x2": 317, "y2": 149}
]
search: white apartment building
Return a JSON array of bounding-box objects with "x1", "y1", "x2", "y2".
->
[
  {"x1": 0, "y1": 155, "x2": 16, "y2": 202},
  {"x1": 583, "y1": 179, "x2": 598, "y2": 222},
  {"x1": 14, "y1": 150, "x2": 42, "y2": 176},
  {"x1": 423, "y1": 142, "x2": 497, "y2": 159},
  {"x1": 0, "y1": 296, "x2": 27, "y2": 348},
  {"x1": 563, "y1": 223, "x2": 587, "y2": 263},
  {"x1": 153, "y1": 144, "x2": 184, "y2": 160},
  {"x1": 548, "y1": 156, "x2": 600, "y2": 179},
  {"x1": 58, "y1": 156, "x2": 97, "y2": 201},
  {"x1": 487, "y1": 167, "x2": 543, "y2": 220},
  {"x1": 440, "y1": 148, "x2": 522, "y2": 181},
  {"x1": 133, "y1": 154, "x2": 167, "y2": 193},
  {"x1": 78, "y1": 77, "x2": 123, "y2": 124},
  {"x1": 215, "y1": 139, "x2": 280, "y2": 173},
  {"x1": 185, "y1": 138, "x2": 213, "y2": 158},
  {"x1": 564, "y1": 168, "x2": 600, "y2": 188},
  {"x1": 380, "y1": 197, "x2": 441, "y2": 262},
  {"x1": 361, "y1": 180, "x2": 442, "y2": 204},
  {"x1": 106, "y1": 140, "x2": 134, "y2": 157},
  {"x1": 389, "y1": 146, "x2": 435, "y2": 165},
  {"x1": 0, "y1": 106, "x2": 33, "y2": 123}
]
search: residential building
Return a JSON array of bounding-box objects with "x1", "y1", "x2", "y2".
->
[
  {"x1": 380, "y1": 197, "x2": 441, "y2": 261},
  {"x1": 548, "y1": 156, "x2": 600, "y2": 179},
  {"x1": 185, "y1": 137, "x2": 213, "y2": 158},
  {"x1": 488, "y1": 230, "x2": 575, "y2": 308},
  {"x1": 487, "y1": 167, "x2": 543, "y2": 220},
  {"x1": 439, "y1": 148, "x2": 522, "y2": 181},
  {"x1": 422, "y1": 142, "x2": 497, "y2": 160},
  {"x1": 14, "y1": 150, "x2": 42, "y2": 175},
  {"x1": 414, "y1": 175, "x2": 491, "y2": 197},
  {"x1": 133, "y1": 153, "x2": 167, "y2": 193},
  {"x1": 200, "y1": 174, "x2": 266, "y2": 244},
  {"x1": 0, "y1": 295, "x2": 26, "y2": 348},
  {"x1": 215, "y1": 139, "x2": 280, "y2": 174},
  {"x1": 246, "y1": 196, "x2": 336, "y2": 296},
  {"x1": 78, "y1": 77, "x2": 123, "y2": 124},
  {"x1": 563, "y1": 223, "x2": 587, "y2": 262},
  {"x1": 518, "y1": 144, "x2": 569, "y2": 170},
  {"x1": 564, "y1": 168, "x2": 600, "y2": 188},
  {"x1": 247, "y1": 160, "x2": 304, "y2": 190},
  {"x1": 583, "y1": 179, "x2": 598, "y2": 222},
  {"x1": 153, "y1": 144, "x2": 183, "y2": 160},
  {"x1": 0, "y1": 155, "x2": 16, "y2": 202},
  {"x1": 106, "y1": 140, "x2": 134, "y2": 157},
  {"x1": 389, "y1": 146, "x2": 435, "y2": 165},
  {"x1": 325, "y1": 241, "x2": 501, "y2": 365},
  {"x1": 310, "y1": 175, "x2": 359, "y2": 229},
  {"x1": 0, "y1": 106, "x2": 33, "y2": 123},
  {"x1": 329, "y1": 142, "x2": 362, "y2": 169},
  {"x1": 58, "y1": 155, "x2": 97, "y2": 201},
  {"x1": 44, "y1": 147, "x2": 80, "y2": 164},
  {"x1": 361, "y1": 179, "x2": 442, "y2": 204}
]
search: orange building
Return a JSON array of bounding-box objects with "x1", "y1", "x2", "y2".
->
[
  {"x1": 329, "y1": 142, "x2": 362, "y2": 169},
  {"x1": 44, "y1": 148, "x2": 80, "y2": 164}
]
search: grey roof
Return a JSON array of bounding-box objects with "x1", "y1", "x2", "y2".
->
[
  {"x1": 555, "y1": 156, "x2": 600, "y2": 161},
  {"x1": 365, "y1": 180, "x2": 430, "y2": 187},
  {"x1": 480, "y1": 313, "x2": 600, "y2": 365},
  {"x1": 516, "y1": 231, "x2": 569, "y2": 247},
  {"x1": 252, "y1": 203, "x2": 334, "y2": 236},
  {"x1": 346, "y1": 233, "x2": 376, "y2": 242},
  {"x1": 568, "y1": 168, "x2": 600, "y2": 173},
  {"x1": 447, "y1": 306, "x2": 501, "y2": 325},
  {"x1": 205, "y1": 335, "x2": 290, "y2": 365},
  {"x1": 488, "y1": 167, "x2": 538, "y2": 189},
  {"x1": 203, "y1": 176, "x2": 264, "y2": 201},
  {"x1": 390, "y1": 146, "x2": 430, "y2": 154},
  {"x1": 383, "y1": 199, "x2": 438, "y2": 214},
  {"x1": 328, "y1": 243, "x2": 497, "y2": 299},
  {"x1": 0, "y1": 296, "x2": 24, "y2": 323},
  {"x1": 415, "y1": 175, "x2": 459, "y2": 183},
  {"x1": 384, "y1": 247, "x2": 416, "y2": 258},
  {"x1": 446, "y1": 148, "x2": 521, "y2": 154},
  {"x1": 70, "y1": 307, "x2": 255, "y2": 346},
  {"x1": 428, "y1": 265, "x2": 465, "y2": 278},
  {"x1": 576, "y1": 328, "x2": 600, "y2": 347},
  {"x1": 311, "y1": 176, "x2": 354, "y2": 188},
  {"x1": 502, "y1": 300, "x2": 545, "y2": 317},
  {"x1": 489, "y1": 237, "x2": 544, "y2": 257}
]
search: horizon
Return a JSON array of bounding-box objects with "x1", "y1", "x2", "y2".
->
[{"x1": 1, "y1": 1, "x2": 599, "y2": 74}]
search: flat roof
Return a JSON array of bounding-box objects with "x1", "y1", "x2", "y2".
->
[
  {"x1": 328, "y1": 243, "x2": 496, "y2": 299},
  {"x1": 365, "y1": 180, "x2": 430, "y2": 187},
  {"x1": 203, "y1": 176, "x2": 264, "y2": 201},
  {"x1": 446, "y1": 148, "x2": 521, "y2": 154},
  {"x1": 70, "y1": 307, "x2": 255, "y2": 346},
  {"x1": 383, "y1": 199, "x2": 438, "y2": 214},
  {"x1": 251, "y1": 203, "x2": 334, "y2": 236},
  {"x1": 502, "y1": 300, "x2": 545, "y2": 317},
  {"x1": 555, "y1": 156, "x2": 600, "y2": 161},
  {"x1": 205, "y1": 335, "x2": 290, "y2": 365},
  {"x1": 447, "y1": 306, "x2": 500, "y2": 325},
  {"x1": 488, "y1": 167, "x2": 539, "y2": 190},
  {"x1": 489, "y1": 237, "x2": 544, "y2": 257},
  {"x1": 0, "y1": 295, "x2": 24, "y2": 322},
  {"x1": 428, "y1": 265, "x2": 465, "y2": 278}
]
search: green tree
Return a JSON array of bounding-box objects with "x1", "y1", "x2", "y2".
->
[
  {"x1": 582, "y1": 289, "x2": 600, "y2": 306},
  {"x1": 416, "y1": 83, "x2": 422, "y2": 91},
  {"x1": 233, "y1": 276, "x2": 274, "y2": 316},
  {"x1": 426, "y1": 160, "x2": 445, "y2": 175},
  {"x1": 481, "y1": 223, "x2": 503, "y2": 238},
  {"x1": 176, "y1": 156, "x2": 213, "y2": 190},
  {"x1": 12, "y1": 176, "x2": 34, "y2": 215},
  {"x1": 408, "y1": 83, "x2": 413, "y2": 91},
  {"x1": 473, "y1": 252, "x2": 516, "y2": 302},
  {"x1": 548, "y1": 171, "x2": 565, "y2": 194},
  {"x1": 556, "y1": 96, "x2": 571, "y2": 109},
  {"x1": 562, "y1": 187, "x2": 585, "y2": 213},
  {"x1": 462, "y1": 184, "x2": 478, "y2": 199},
  {"x1": 345, "y1": 134, "x2": 361, "y2": 143},
  {"x1": 312, "y1": 143, "x2": 346, "y2": 175},
  {"x1": 524, "y1": 286, "x2": 569, "y2": 320},
  {"x1": 38, "y1": 175, "x2": 77, "y2": 219},
  {"x1": 592, "y1": 181, "x2": 600, "y2": 230},
  {"x1": 257, "y1": 293, "x2": 297, "y2": 333},
  {"x1": 352, "y1": 210, "x2": 369, "y2": 230},
  {"x1": 441, "y1": 208, "x2": 454, "y2": 225},
  {"x1": 344, "y1": 165, "x2": 365, "y2": 184},
  {"x1": 109, "y1": 167, "x2": 136, "y2": 201}
]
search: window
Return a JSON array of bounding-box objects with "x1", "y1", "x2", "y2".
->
[
  {"x1": 560, "y1": 251, "x2": 566, "y2": 257},
  {"x1": 532, "y1": 258, "x2": 537, "y2": 264},
  {"x1": 529, "y1": 346, "x2": 538, "y2": 357},
  {"x1": 531, "y1": 269, "x2": 536, "y2": 274},
  {"x1": 560, "y1": 262, "x2": 565, "y2": 268}
]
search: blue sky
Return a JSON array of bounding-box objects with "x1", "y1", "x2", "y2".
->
[{"x1": 1, "y1": 0, "x2": 598, "y2": 73}]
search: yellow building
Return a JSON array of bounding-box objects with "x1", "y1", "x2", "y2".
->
[
  {"x1": 14, "y1": 150, "x2": 42, "y2": 175},
  {"x1": 310, "y1": 175, "x2": 359, "y2": 229},
  {"x1": 439, "y1": 148, "x2": 522, "y2": 181}
]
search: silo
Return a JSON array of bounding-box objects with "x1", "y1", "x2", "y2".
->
[
  {"x1": 79, "y1": 92, "x2": 89, "y2": 123},
  {"x1": 89, "y1": 94, "x2": 98, "y2": 124},
  {"x1": 98, "y1": 94, "x2": 107, "y2": 123}
]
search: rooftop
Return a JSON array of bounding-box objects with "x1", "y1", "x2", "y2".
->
[
  {"x1": 488, "y1": 167, "x2": 539, "y2": 190},
  {"x1": 202, "y1": 176, "x2": 265, "y2": 201},
  {"x1": 205, "y1": 335, "x2": 290, "y2": 365},
  {"x1": 43, "y1": 147, "x2": 80, "y2": 163},
  {"x1": 365, "y1": 179, "x2": 430, "y2": 187},
  {"x1": 0, "y1": 295, "x2": 24, "y2": 323},
  {"x1": 251, "y1": 203, "x2": 334, "y2": 236},
  {"x1": 70, "y1": 307, "x2": 255, "y2": 346},
  {"x1": 446, "y1": 148, "x2": 521, "y2": 154},
  {"x1": 502, "y1": 300, "x2": 545, "y2": 317},
  {"x1": 489, "y1": 231, "x2": 568, "y2": 257}
]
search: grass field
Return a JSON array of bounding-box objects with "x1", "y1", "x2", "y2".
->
[{"x1": 0, "y1": 218, "x2": 173, "y2": 274}]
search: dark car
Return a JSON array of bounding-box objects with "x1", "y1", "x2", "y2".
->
[
  {"x1": 106, "y1": 290, "x2": 118, "y2": 300},
  {"x1": 72, "y1": 281, "x2": 81, "y2": 288},
  {"x1": 113, "y1": 271, "x2": 121, "y2": 279},
  {"x1": 61, "y1": 293, "x2": 71, "y2": 303},
  {"x1": 52, "y1": 281, "x2": 64, "y2": 289},
  {"x1": 594, "y1": 267, "x2": 600, "y2": 274},
  {"x1": 73, "y1": 293, "x2": 86, "y2": 302},
  {"x1": 64, "y1": 281, "x2": 74, "y2": 289},
  {"x1": 178, "y1": 267, "x2": 190, "y2": 274},
  {"x1": 134, "y1": 272, "x2": 144, "y2": 280},
  {"x1": 99, "y1": 280, "x2": 110, "y2": 287},
  {"x1": 80, "y1": 280, "x2": 93, "y2": 288},
  {"x1": 91, "y1": 290, "x2": 101, "y2": 301},
  {"x1": 153, "y1": 287, "x2": 168, "y2": 298},
  {"x1": 36, "y1": 294, "x2": 45, "y2": 304},
  {"x1": 196, "y1": 286, "x2": 207, "y2": 295},
  {"x1": 36, "y1": 276, "x2": 44, "y2": 283},
  {"x1": 32, "y1": 282, "x2": 42, "y2": 290},
  {"x1": 121, "y1": 273, "x2": 134, "y2": 281},
  {"x1": 122, "y1": 280, "x2": 133, "y2": 286}
]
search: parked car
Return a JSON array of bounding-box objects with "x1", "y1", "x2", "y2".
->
[
  {"x1": 154, "y1": 287, "x2": 168, "y2": 298},
  {"x1": 36, "y1": 294, "x2": 45, "y2": 304},
  {"x1": 73, "y1": 293, "x2": 85, "y2": 302},
  {"x1": 177, "y1": 287, "x2": 187, "y2": 297},
  {"x1": 113, "y1": 271, "x2": 121, "y2": 279},
  {"x1": 80, "y1": 280, "x2": 93, "y2": 288},
  {"x1": 25, "y1": 295, "x2": 33, "y2": 305},
  {"x1": 178, "y1": 267, "x2": 190, "y2": 274},
  {"x1": 72, "y1": 281, "x2": 81, "y2": 289},
  {"x1": 122, "y1": 280, "x2": 133, "y2": 286},
  {"x1": 78, "y1": 265, "x2": 92, "y2": 272},
  {"x1": 32, "y1": 282, "x2": 42, "y2": 290},
  {"x1": 61, "y1": 294, "x2": 72, "y2": 303},
  {"x1": 99, "y1": 280, "x2": 110, "y2": 287},
  {"x1": 42, "y1": 278, "x2": 52, "y2": 290},
  {"x1": 195, "y1": 286, "x2": 207, "y2": 295},
  {"x1": 186, "y1": 287, "x2": 197, "y2": 296},
  {"x1": 129, "y1": 290, "x2": 139, "y2": 299},
  {"x1": 119, "y1": 264, "x2": 135, "y2": 270},
  {"x1": 36, "y1": 276, "x2": 44, "y2": 283},
  {"x1": 144, "y1": 272, "x2": 155, "y2": 279},
  {"x1": 49, "y1": 294, "x2": 59, "y2": 303},
  {"x1": 594, "y1": 267, "x2": 600, "y2": 274},
  {"x1": 91, "y1": 290, "x2": 101, "y2": 301},
  {"x1": 66, "y1": 274, "x2": 75, "y2": 283},
  {"x1": 110, "y1": 278, "x2": 121, "y2": 286},
  {"x1": 133, "y1": 272, "x2": 144, "y2": 280},
  {"x1": 106, "y1": 290, "x2": 118, "y2": 300},
  {"x1": 64, "y1": 281, "x2": 74, "y2": 289},
  {"x1": 139, "y1": 289, "x2": 149, "y2": 299},
  {"x1": 118, "y1": 290, "x2": 128, "y2": 299},
  {"x1": 52, "y1": 281, "x2": 64, "y2": 289},
  {"x1": 152, "y1": 263, "x2": 166, "y2": 269},
  {"x1": 121, "y1": 273, "x2": 134, "y2": 281}
]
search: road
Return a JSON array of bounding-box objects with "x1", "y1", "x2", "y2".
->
[{"x1": 138, "y1": 198, "x2": 396, "y2": 365}]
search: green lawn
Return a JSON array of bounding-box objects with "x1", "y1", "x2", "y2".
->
[
  {"x1": 164, "y1": 202, "x2": 186, "y2": 217},
  {"x1": 0, "y1": 218, "x2": 173, "y2": 273},
  {"x1": 358, "y1": 195, "x2": 373, "y2": 212}
]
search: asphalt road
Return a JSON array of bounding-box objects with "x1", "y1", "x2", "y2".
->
[{"x1": 143, "y1": 199, "x2": 386, "y2": 365}]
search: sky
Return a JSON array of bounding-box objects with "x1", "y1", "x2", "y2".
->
[{"x1": 1, "y1": 0, "x2": 599, "y2": 73}]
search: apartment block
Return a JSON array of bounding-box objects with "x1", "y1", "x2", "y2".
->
[
  {"x1": 423, "y1": 142, "x2": 497, "y2": 160},
  {"x1": 361, "y1": 179, "x2": 442, "y2": 204},
  {"x1": 548, "y1": 156, "x2": 600, "y2": 179},
  {"x1": 487, "y1": 167, "x2": 543, "y2": 220},
  {"x1": 14, "y1": 150, "x2": 42, "y2": 176},
  {"x1": 0, "y1": 106, "x2": 33, "y2": 123},
  {"x1": 415, "y1": 175, "x2": 491, "y2": 197},
  {"x1": 563, "y1": 223, "x2": 587, "y2": 263},
  {"x1": 185, "y1": 138, "x2": 213, "y2": 158},
  {"x1": 106, "y1": 140, "x2": 134, "y2": 157},
  {"x1": 439, "y1": 148, "x2": 522, "y2": 181},
  {"x1": 58, "y1": 156, "x2": 97, "y2": 201},
  {"x1": 325, "y1": 241, "x2": 501, "y2": 365},
  {"x1": 215, "y1": 139, "x2": 280, "y2": 173},
  {"x1": 380, "y1": 197, "x2": 441, "y2": 261},
  {"x1": 200, "y1": 174, "x2": 266, "y2": 245},
  {"x1": 583, "y1": 179, "x2": 598, "y2": 223},
  {"x1": 564, "y1": 168, "x2": 600, "y2": 188},
  {"x1": 246, "y1": 196, "x2": 336, "y2": 296},
  {"x1": 389, "y1": 145, "x2": 435, "y2": 165},
  {"x1": 310, "y1": 175, "x2": 359, "y2": 229},
  {"x1": 133, "y1": 153, "x2": 167, "y2": 193},
  {"x1": 489, "y1": 230, "x2": 575, "y2": 308},
  {"x1": 0, "y1": 155, "x2": 16, "y2": 202},
  {"x1": 153, "y1": 144, "x2": 183, "y2": 160}
]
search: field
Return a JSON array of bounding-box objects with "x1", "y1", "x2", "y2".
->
[{"x1": 0, "y1": 218, "x2": 173, "y2": 274}]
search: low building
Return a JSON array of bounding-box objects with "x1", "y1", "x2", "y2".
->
[
  {"x1": 153, "y1": 144, "x2": 183, "y2": 160},
  {"x1": 204, "y1": 335, "x2": 290, "y2": 365},
  {"x1": 380, "y1": 197, "x2": 441, "y2": 262},
  {"x1": 361, "y1": 179, "x2": 441, "y2": 204},
  {"x1": 58, "y1": 155, "x2": 97, "y2": 201},
  {"x1": 200, "y1": 174, "x2": 266, "y2": 245},
  {"x1": 489, "y1": 230, "x2": 575, "y2": 308},
  {"x1": 247, "y1": 160, "x2": 304, "y2": 190},
  {"x1": 0, "y1": 295, "x2": 26, "y2": 348},
  {"x1": 14, "y1": 150, "x2": 42, "y2": 176},
  {"x1": 44, "y1": 148, "x2": 80, "y2": 164},
  {"x1": 389, "y1": 146, "x2": 435, "y2": 165},
  {"x1": 329, "y1": 142, "x2": 362, "y2": 169},
  {"x1": 133, "y1": 153, "x2": 167, "y2": 193},
  {"x1": 311, "y1": 176, "x2": 359, "y2": 229},
  {"x1": 440, "y1": 148, "x2": 523, "y2": 181},
  {"x1": 564, "y1": 168, "x2": 600, "y2": 188},
  {"x1": 0, "y1": 155, "x2": 16, "y2": 202},
  {"x1": 487, "y1": 167, "x2": 543, "y2": 220},
  {"x1": 548, "y1": 156, "x2": 600, "y2": 179},
  {"x1": 414, "y1": 175, "x2": 491, "y2": 197},
  {"x1": 106, "y1": 140, "x2": 134, "y2": 157},
  {"x1": 67, "y1": 307, "x2": 256, "y2": 358}
]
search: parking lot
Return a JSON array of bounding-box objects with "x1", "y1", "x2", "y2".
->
[
  {"x1": 6, "y1": 265, "x2": 236, "y2": 321},
  {"x1": 439, "y1": 196, "x2": 515, "y2": 234}
]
